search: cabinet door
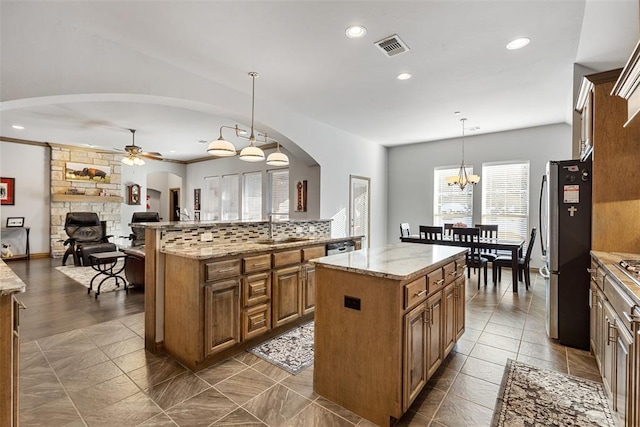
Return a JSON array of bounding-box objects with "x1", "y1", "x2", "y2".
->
[
  {"x1": 614, "y1": 318, "x2": 632, "y2": 426},
  {"x1": 272, "y1": 266, "x2": 302, "y2": 327},
  {"x1": 301, "y1": 264, "x2": 316, "y2": 315},
  {"x1": 589, "y1": 282, "x2": 598, "y2": 359},
  {"x1": 242, "y1": 303, "x2": 271, "y2": 341},
  {"x1": 454, "y1": 276, "x2": 465, "y2": 340},
  {"x1": 595, "y1": 290, "x2": 605, "y2": 372},
  {"x1": 403, "y1": 302, "x2": 428, "y2": 411},
  {"x1": 204, "y1": 278, "x2": 240, "y2": 356},
  {"x1": 442, "y1": 283, "x2": 455, "y2": 355},
  {"x1": 426, "y1": 291, "x2": 443, "y2": 378},
  {"x1": 602, "y1": 300, "x2": 616, "y2": 397},
  {"x1": 12, "y1": 296, "x2": 19, "y2": 427}
]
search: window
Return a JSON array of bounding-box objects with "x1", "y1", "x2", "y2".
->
[
  {"x1": 269, "y1": 169, "x2": 289, "y2": 219},
  {"x1": 242, "y1": 172, "x2": 262, "y2": 220},
  {"x1": 433, "y1": 167, "x2": 473, "y2": 227},
  {"x1": 203, "y1": 176, "x2": 220, "y2": 220},
  {"x1": 481, "y1": 161, "x2": 530, "y2": 241},
  {"x1": 221, "y1": 174, "x2": 239, "y2": 220}
]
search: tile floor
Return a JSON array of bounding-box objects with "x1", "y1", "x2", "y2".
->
[{"x1": 18, "y1": 270, "x2": 601, "y2": 426}]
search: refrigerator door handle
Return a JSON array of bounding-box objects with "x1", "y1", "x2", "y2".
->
[{"x1": 539, "y1": 174, "x2": 547, "y2": 257}]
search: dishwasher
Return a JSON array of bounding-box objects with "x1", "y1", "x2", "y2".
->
[{"x1": 326, "y1": 240, "x2": 355, "y2": 255}]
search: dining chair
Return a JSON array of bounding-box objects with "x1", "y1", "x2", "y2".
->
[
  {"x1": 493, "y1": 227, "x2": 537, "y2": 289},
  {"x1": 475, "y1": 224, "x2": 499, "y2": 262},
  {"x1": 400, "y1": 223, "x2": 411, "y2": 238},
  {"x1": 419, "y1": 225, "x2": 443, "y2": 241},
  {"x1": 443, "y1": 223, "x2": 455, "y2": 238},
  {"x1": 452, "y1": 227, "x2": 488, "y2": 288}
]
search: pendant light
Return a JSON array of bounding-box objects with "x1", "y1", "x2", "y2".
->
[
  {"x1": 207, "y1": 72, "x2": 289, "y2": 166},
  {"x1": 445, "y1": 118, "x2": 480, "y2": 190}
]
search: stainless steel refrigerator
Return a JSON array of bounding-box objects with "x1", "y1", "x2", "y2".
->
[{"x1": 539, "y1": 159, "x2": 592, "y2": 350}]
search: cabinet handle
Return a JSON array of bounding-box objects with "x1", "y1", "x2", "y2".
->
[
  {"x1": 423, "y1": 307, "x2": 431, "y2": 324},
  {"x1": 607, "y1": 322, "x2": 616, "y2": 345},
  {"x1": 16, "y1": 299, "x2": 27, "y2": 310},
  {"x1": 414, "y1": 289, "x2": 427, "y2": 297},
  {"x1": 219, "y1": 267, "x2": 237, "y2": 272},
  {"x1": 435, "y1": 279, "x2": 445, "y2": 286},
  {"x1": 622, "y1": 311, "x2": 640, "y2": 324},
  {"x1": 253, "y1": 319, "x2": 266, "y2": 326},
  {"x1": 586, "y1": 268, "x2": 592, "y2": 274},
  {"x1": 449, "y1": 271, "x2": 457, "y2": 276},
  {"x1": 252, "y1": 262, "x2": 268, "y2": 267}
]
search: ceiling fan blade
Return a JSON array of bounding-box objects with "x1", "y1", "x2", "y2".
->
[{"x1": 141, "y1": 152, "x2": 163, "y2": 161}]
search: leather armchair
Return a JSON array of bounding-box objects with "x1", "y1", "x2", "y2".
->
[{"x1": 62, "y1": 212, "x2": 117, "y2": 266}]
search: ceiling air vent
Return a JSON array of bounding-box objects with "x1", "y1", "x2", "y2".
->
[{"x1": 375, "y1": 34, "x2": 410, "y2": 57}]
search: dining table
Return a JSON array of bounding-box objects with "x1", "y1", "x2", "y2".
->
[{"x1": 400, "y1": 235, "x2": 525, "y2": 292}]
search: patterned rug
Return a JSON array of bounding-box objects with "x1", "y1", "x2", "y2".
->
[
  {"x1": 247, "y1": 321, "x2": 314, "y2": 375},
  {"x1": 56, "y1": 261, "x2": 127, "y2": 294},
  {"x1": 492, "y1": 359, "x2": 615, "y2": 427}
]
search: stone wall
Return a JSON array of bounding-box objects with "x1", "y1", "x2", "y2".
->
[{"x1": 50, "y1": 146, "x2": 122, "y2": 257}]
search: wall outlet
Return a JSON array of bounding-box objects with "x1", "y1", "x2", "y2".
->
[
  {"x1": 309, "y1": 225, "x2": 316, "y2": 232},
  {"x1": 296, "y1": 226, "x2": 303, "y2": 233},
  {"x1": 201, "y1": 232, "x2": 213, "y2": 241}
]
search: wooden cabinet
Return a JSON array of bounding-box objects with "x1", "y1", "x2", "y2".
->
[
  {"x1": 590, "y1": 253, "x2": 640, "y2": 427},
  {"x1": 272, "y1": 265, "x2": 302, "y2": 328},
  {"x1": 1, "y1": 293, "x2": 21, "y2": 427},
  {"x1": 442, "y1": 283, "x2": 456, "y2": 356},
  {"x1": 403, "y1": 302, "x2": 428, "y2": 409},
  {"x1": 302, "y1": 264, "x2": 316, "y2": 315},
  {"x1": 454, "y1": 275, "x2": 466, "y2": 340},
  {"x1": 204, "y1": 278, "x2": 240, "y2": 356},
  {"x1": 576, "y1": 69, "x2": 640, "y2": 253}
]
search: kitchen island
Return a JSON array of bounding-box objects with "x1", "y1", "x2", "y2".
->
[
  {"x1": 143, "y1": 218, "x2": 361, "y2": 371},
  {"x1": 312, "y1": 243, "x2": 468, "y2": 427}
]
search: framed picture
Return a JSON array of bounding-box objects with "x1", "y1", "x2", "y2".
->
[
  {"x1": 65, "y1": 162, "x2": 111, "y2": 183},
  {"x1": 6, "y1": 217, "x2": 24, "y2": 227},
  {"x1": 0, "y1": 177, "x2": 15, "y2": 205},
  {"x1": 295, "y1": 180, "x2": 307, "y2": 212},
  {"x1": 194, "y1": 188, "x2": 201, "y2": 211}
]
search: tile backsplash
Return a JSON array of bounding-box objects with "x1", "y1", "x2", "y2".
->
[{"x1": 161, "y1": 220, "x2": 331, "y2": 250}]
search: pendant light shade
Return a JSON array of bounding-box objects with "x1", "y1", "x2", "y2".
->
[
  {"x1": 239, "y1": 144, "x2": 265, "y2": 162},
  {"x1": 207, "y1": 135, "x2": 236, "y2": 157},
  {"x1": 266, "y1": 141, "x2": 289, "y2": 166}
]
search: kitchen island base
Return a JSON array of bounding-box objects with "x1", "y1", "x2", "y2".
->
[{"x1": 313, "y1": 244, "x2": 467, "y2": 426}]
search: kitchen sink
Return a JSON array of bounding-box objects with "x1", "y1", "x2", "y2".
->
[{"x1": 254, "y1": 237, "x2": 311, "y2": 244}]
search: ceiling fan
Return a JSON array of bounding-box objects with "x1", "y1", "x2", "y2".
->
[{"x1": 118, "y1": 129, "x2": 163, "y2": 165}]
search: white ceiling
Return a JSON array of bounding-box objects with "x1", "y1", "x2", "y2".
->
[{"x1": 1, "y1": 0, "x2": 638, "y2": 162}]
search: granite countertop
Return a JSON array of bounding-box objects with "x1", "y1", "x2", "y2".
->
[
  {"x1": 140, "y1": 219, "x2": 333, "y2": 229},
  {"x1": 0, "y1": 259, "x2": 26, "y2": 295},
  {"x1": 311, "y1": 243, "x2": 467, "y2": 281},
  {"x1": 162, "y1": 236, "x2": 361, "y2": 260},
  {"x1": 591, "y1": 251, "x2": 640, "y2": 306}
]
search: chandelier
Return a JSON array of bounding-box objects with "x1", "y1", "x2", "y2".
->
[
  {"x1": 121, "y1": 129, "x2": 145, "y2": 166},
  {"x1": 445, "y1": 118, "x2": 480, "y2": 190},
  {"x1": 207, "y1": 72, "x2": 289, "y2": 166}
]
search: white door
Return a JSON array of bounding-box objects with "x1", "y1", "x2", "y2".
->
[{"x1": 349, "y1": 175, "x2": 370, "y2": 248}]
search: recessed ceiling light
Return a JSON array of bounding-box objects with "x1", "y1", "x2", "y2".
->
[
  {"x1": 345, "y1": 25, "x2": 367, "y2": 39},
  {"x1": 170, "y1": 150, "x2": 176, "y2": 153},
  {"x1": 396, "y1": 72, "x2": 412, "y2": 80},
  {"x1": 453, "y1": 111, "x2": 461, "y2": 116},
  {"x1": 506, "y1": 37, "x2": 530, "y2": 50},
  {"x1": 12, "y1": 125, "x2": 24, "y2": 130}
]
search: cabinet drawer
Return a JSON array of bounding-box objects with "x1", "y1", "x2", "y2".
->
[
  {"x1": 243, "y1": 254, "x2": 272, "y2": 274},
  {"x1": 243, "y1": 272, "x2": 271, "y2": 307},
  {"x1": 242, "y1": 303, "x2": 271, "y2": 341},
  {"x1": 204, "y1": 259, "x2": 242, "y2": 282},
  {"x1": 455, "y1": 257, "x2": 466, "y2": 277},
  {"x1": 427, "y1": 268, "x2": 445, "y2": 293},
  {"x1": 273, "y1": 249, "x2": 302, "y2": 268},
  {"x1": 603, "y1": 275, "x2": 636, "y2": 331},
  {"x1": 443, "y1": 261, "x2": 457, "y2": 284},
  {"x1": 404, "y1": 276, "x2": 427, "y2": 309},
  {"x1": 302, "y1": 245, "x2": 325, "y2": 261}
]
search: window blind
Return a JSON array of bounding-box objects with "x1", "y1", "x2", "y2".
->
[
  {"x1": 242, "y1": 172, "x2": 262, "y2": 220},
  {"x1": 203, "y1": 176, "x2": 220, "y2": 221},
  {"x1": 269, "y1": 170, "x2": 289, "y2": 219},
  {"x1": 481, "y1": 161, "x2": 530, "y2": 241},
  {"x1": 433, "y1": 167, "x2": 474, "y2": 227},
  {"x1": 221, "y1": 174, "x2": 239, "y2": 220}
]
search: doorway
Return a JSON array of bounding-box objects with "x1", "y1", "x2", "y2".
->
[
  {"x1": 170, "y1": 187, "x2": 180, "y2": 221},
  {"x1": 349, "y1": 175, "x2": 370, "y2": 248}
]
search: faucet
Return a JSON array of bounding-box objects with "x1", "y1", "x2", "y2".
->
[{"x1": 267, "y1": 213, "x2": 287, "y2": 238}]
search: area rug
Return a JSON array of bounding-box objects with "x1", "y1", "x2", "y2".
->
[
  {"x1": 247, "y1": 321, "x2": 314, "y2": 375},
  {"x1": 56, "y1": 261, "x2": 127, "y2": 294},
  {"x1": 492, "y1": 359, "x2": 615, "y2": 427}
]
